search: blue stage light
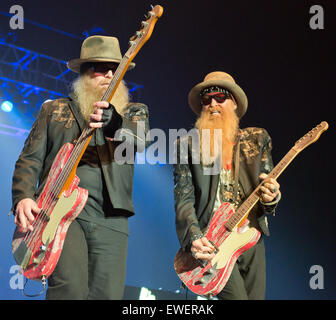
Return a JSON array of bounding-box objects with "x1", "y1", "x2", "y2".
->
[{"x1": 1, "y1": 100, "x2": 13, "y2": 112}]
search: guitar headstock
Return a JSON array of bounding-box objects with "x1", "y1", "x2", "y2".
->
[
  {"x1": 293, "y1": 121, "x2": 329, "y2": 152},
  {"x1": 125, "y1": 5, "x2": 163, "y2": 59}
]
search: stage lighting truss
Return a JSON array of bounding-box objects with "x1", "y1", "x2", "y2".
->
[{"x1": 0, "y1": 39, "x2": 143, "y2": 136}]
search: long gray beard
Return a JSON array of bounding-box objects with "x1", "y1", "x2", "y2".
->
[{"x1": 72, "y1": 75, "x2": 130, "y2": 122}]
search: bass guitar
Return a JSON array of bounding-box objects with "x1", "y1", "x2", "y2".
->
[
  {"x1": 12, "y1": 5, "x2": 163, "y2": 282},
  {"x1": 174, "y1": 121, "x2": 328, "y2": 297}
]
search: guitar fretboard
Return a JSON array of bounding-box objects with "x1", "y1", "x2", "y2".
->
[
  {"x1": 224, "y1": 148, "x2": 299, "y2": 231},
  {"x1": 47, "y1": 51, "x2": 136, "y2": 205}
]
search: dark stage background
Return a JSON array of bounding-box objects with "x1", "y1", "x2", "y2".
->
[{"x1": 0, "y1": 0, "x2": 334, "y2": 300}]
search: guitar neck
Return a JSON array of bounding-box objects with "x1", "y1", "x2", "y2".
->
[
  {"x1": 101, "y1": 57, "x2": 130, "y2": 103},
  {"x1": 48, "y1": 4, "x2": 164, "y2": 199},
  {"x1": 225, "y1": 147, "x2": 299, "y2": 231},
  {"x1": 54, "y1": 51, "x2": 134, "y2": 197}
]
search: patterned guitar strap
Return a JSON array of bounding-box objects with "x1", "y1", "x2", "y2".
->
[{"x1": 232, "y1": 132, "x2": 241, "y2": 205}]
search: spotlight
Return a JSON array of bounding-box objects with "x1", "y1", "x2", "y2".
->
[{"x1": 1, "y1": 100, "x2": 13, "y2": 112}]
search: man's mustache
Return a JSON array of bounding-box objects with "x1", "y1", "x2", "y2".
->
[{"x1": 205, "y1": 106, "x2": 223, "y2": 116}]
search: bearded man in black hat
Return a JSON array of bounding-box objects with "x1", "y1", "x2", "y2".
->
[
  {"x1": 173, "y1": 71, "x2": 281, "y2": 300},
  {"x1": 11, "y1": 36, "x2": 149, "y2": 299}
]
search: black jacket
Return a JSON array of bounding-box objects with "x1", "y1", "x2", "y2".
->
[{"x1": 12, "y1": 93, "x2": 149, "y2": 217}]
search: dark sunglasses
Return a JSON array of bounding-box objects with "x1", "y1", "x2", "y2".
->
[
  {"x1": 201, "y1": 92, "x2": 232, "y2": 106},
  {"x1": 82, "y1": 62, "x2": 118, "y2": 75}
]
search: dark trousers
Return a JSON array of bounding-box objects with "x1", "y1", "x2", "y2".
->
[
  {"x1": 46, "y1": 219, "x2": 128, "y2": 300},
  {"x1": 217, "y1": 237, "x2": 266, "y2": 300}
]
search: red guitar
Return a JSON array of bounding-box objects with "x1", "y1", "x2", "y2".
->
[
  {"x1": 12, "y1": 5, "x2": 163, "y2": 282},
  {"x1": 174, "y1": 121, "x2": 328, "y2": 297}
]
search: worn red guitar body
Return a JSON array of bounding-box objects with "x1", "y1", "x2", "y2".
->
[
  {"x1": 174, "y1": 202, "x2": 260, "y2": 297},
  {"x1": 12, "y1": 143, "x2": 88, "y2": 280}
]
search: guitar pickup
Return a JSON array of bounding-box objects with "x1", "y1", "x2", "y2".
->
[
  {"x1": 203, "y1": 268, "x2": 215, "y2": 276},
  {"x1": 194, "y1": 278, "x2": 205, "y2": 286}
]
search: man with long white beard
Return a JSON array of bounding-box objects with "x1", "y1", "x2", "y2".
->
[
  {"x1": 11, "y1": 36, "x2": 149, "y2": 299},
  {"x1": 173, "y1": 71, "x2": 281, "y2": 299}
]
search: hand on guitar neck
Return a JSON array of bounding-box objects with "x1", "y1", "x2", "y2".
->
[
  {"x1": 14, "y1": 198, "x2": 40, "y2": 232},
  {"x1": 258, "y1": 173, "x2": 281, "y2": 204},
  {"x1": 89, "y1": 101, "x2": 112, "y2": 129}
]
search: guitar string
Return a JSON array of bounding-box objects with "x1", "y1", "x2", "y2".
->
[
  {"x1": 27, "y1": 128, "x2": 94, "y2": 246},
  {"x1": 23, "y1": 128, "x2": 92, "y2": 249}
]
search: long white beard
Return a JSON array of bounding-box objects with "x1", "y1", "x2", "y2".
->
[{"x1": 72, "y1": 75, "x2": 130, "y2": 122}]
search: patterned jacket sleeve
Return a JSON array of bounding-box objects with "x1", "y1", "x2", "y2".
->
[
  {"x1": 105, "y1": 102, "x2": 149, "y2": 152},
  {"x1": 259, "y1": 129, "x2": 280, "y2": 215},
  {"x1": 11, "y1": 102, "x2": 49, "y2": 211},
  {"x1": 173, "y1": 138, "x2": 203, "y2": 250}
]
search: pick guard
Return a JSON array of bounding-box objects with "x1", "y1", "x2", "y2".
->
[
  {"x1": 212, "y1": 226, "x2": 259, "y2": 269},
  {"x1": 42, "y1": 189, "x2": 78, "y2": 245}
]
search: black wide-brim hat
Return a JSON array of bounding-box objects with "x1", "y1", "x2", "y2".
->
[
  {"x1": 188, "y1": 71, "x2": 248, "y2": 118},
  {"x1": 67, "y1": 35, "x2": 135, "y2": 73}
]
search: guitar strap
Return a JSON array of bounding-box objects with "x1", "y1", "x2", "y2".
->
[{"x1": 233, "y1": 132, "x2": 241, "y2": 204}]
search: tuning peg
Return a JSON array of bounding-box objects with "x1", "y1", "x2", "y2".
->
[
  {"x1": 128, "y1": 40, "x2": 136, "y2": 46},
  {"x1": 144, "y1": 10, "x2": 154, "y2": 19},
  {"x1": 141, "y1": 21, "x2": 149, "y2": 28},
  {"x1": 147, "y1": 11, "x2": 155, "y2": 18},
  {"x1": 136, "y1": 31, "x2": 143, "y2": 37}
]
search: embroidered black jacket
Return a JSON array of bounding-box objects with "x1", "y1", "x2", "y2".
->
[{"x1": 173, "y1": 127, "x2": 278, "y2": 250}]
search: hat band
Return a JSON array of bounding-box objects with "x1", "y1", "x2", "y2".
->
[
  {"x1": 200, "y1": 86, "x2": 230, "y2": 96},
  {"x1": 80, "y1": 56, "x2": 121, "y2": 61}
]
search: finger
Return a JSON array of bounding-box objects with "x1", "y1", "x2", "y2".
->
[
  {"x1": 94, "y1": 101, "x2": 110, "y2": 109},
  {"x1": 259, "y1": 173, "x2": 268, "y2": 180},
  {"x1": 195, "y1": 252, "x2": 215, "y2": 261},
  {"x1": 93, "y1": 108, "x2": 104, "y2": 115},
  {"x1": 90, "y1": 113, "x2": 102, "y2": 122},
  {"x1": 261, "y1": 193, "x2": 274, "y2": 203},
  {"x1": 267, "y1": 178, "x2": 280, "y2": 189},
  {"x1": 191, "y1": 239, "x2": 208, "y2": 252},
  {"x1": 263, "y1": 183, "x2": 276, "y2": 192},
  {"x1": 89, "y1": 122, "x2": 103, "y2": 129},
  {"x1": 261, "y1": 188, "x2": 279, "y2": 202},
  {"x1": 191, "y1": 241, "x2": 203, "y2": 251},
  {"x1": 200, "y1": 238, "x2": 215, "y2": 252},
  {"x1": 24, "y1": 207, "x2": 35, "y2": 224},
  {"x1": 17, "y1": 209, "x2": 27, "y2": 229},
  {"x1": 260, "y1": 185, "x2": 273, "y2": 196},
  {"x1": 14, "y1": 211, "x2": 20, "y2": 226},
  {"x1": 265, "y1": 183, "x2": 280, "y2": 194},
  {"x1": 32, "y1": 204, "x2": 41, "y2": 215}
]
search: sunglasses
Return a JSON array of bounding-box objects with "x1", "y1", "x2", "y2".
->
[
  {"x1": 86, "y1": 63, "x2": 119, "y2": 76},
  {"x1": 201, "y1": 92, "x2": 232, "y2": 106}
]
